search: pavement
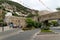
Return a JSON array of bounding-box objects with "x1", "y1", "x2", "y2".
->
[
  {"x1": 0, "y1": 26, "x2": 24, "y2": 40},
  {"x1": 1, "y1": 26, "x2": 60, "y2": 40},
  {"x1": 0, "y1": 26, "x2": 40, "y2": 40},
  {"x1": 0, "y1": 26, "x2": 13, "y2": 32},
  {"x1": 2, "y1": 26, "x2": 60, "y2": 40},
  {"x1": 1, "y1": 27, "x2": 60, "y2": 40},
  {"x1": 50, "y1": 27, "x2": 60, "y2": 33},
  {"x1": 34, "y1": 34, "x2": 60, "y2": 40},
  {"x1": 1, "y1": 29, "x2": 39, "y2": 40},
  {"x1": 33, "y1": 27, "x2": 60, "y2": 40}
]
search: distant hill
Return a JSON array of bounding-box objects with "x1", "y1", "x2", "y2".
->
[
  {"x1": 0, "y1": 0, "x2": 39, "y2": 18},
  {"x1": 0, "y1": 0, "x2": 32, "y2": 14}
]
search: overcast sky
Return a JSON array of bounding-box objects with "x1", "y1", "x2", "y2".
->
[{"x1": 11, "y1": 0, "x2": 60, "y2": 11}]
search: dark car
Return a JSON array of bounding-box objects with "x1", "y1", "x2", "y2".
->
[{"x1": 13, "y1": 25, "x2": 19, "y2": 28}]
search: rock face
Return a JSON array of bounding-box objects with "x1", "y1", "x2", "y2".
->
[
  {"x1": 5, "y1": 16, "x2": 26, "y2": 28},
  {"x1": 38, "y1": 10, "x2": 50, "y2": 16},
  {"x1": 2, "y1": 3, "x2": 15, "y2": 12},
  {"x1": 0, "y1": 1, "x2": 40, "y2": 28},
  {"x1": 0, "y1": 0, "x2": 32, "y2": 14}
]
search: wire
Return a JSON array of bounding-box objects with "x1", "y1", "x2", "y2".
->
[{"x1": 39, "y1": 0, "x2": 53, "y2": 11}]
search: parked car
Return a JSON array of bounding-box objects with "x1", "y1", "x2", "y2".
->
[{"x1": 13, "y1": 25, "x2": 19, "y2": 28}]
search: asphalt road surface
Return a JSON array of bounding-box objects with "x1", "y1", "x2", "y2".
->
[
  {"x1": 50, "y1": 27, "x2": 60, "y2": 33},
  {"x1": 1, "y1": 29, "x2": 39, "y2": 40}
]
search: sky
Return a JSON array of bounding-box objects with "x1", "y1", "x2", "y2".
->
[{"x1": 11, "y1": 0, "x2": 60, "y2": 11}]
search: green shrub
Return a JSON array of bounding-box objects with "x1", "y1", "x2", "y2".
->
[
  {"x1": 56, "y1": 7, "x2": 60, "y2": 10},
  {"x1": 0, "y1": 22, "x2": 7, "y2": 27},
  {"x1": 41, "y1": 20, "x2": 50, "y2": 30},
  {"x1": 3, "y1": 22, "x2": 7, "y2": 26},
  {"x1": 33, "y1": 22, "x2": 41, "y2": 28},
  {"x1": 26, "y1": 18, "x2": 34, "y2": 28},
  {"x1": 26, "y1": 18, "x2": 41, "y2": 28},
  {"x1": 0, "y1": 19, "x2": 3, "y2": 22},
  {"x1": 41, "y1": 29, "x2": 52, "y2": 32},
  {"x1": 51, "y1": 21, "x2": 59, "y2": 26}
]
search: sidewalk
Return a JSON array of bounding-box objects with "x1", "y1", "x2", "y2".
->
[
  {"x1": 0, "y1": 26, "x2": 13, "y2": 32},
  {"x1": 33, "y1": 33, "x2": 60, "y2": 40},
  {"x1": 0, "y1": 27, "x2": 24, "y2": 40}
]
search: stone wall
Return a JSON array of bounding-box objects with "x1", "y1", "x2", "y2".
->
[{"x1": 5, "y1": 16, "x2": 26, "y2": 28}]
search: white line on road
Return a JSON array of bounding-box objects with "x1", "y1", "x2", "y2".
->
[{"x1": 31, "y1": 30, "x2": 40, "y2": 40}]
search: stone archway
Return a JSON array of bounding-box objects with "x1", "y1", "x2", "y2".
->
[
  {"x1": 39, "y1": 11, "x2": 60, "y2": 22},
  {"x1": 39, "y1": 11, "x2": 60, "y2": 30}
]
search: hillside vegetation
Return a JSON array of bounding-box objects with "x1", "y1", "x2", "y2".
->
[{"x1": 0, "y1": 0, "x2": 31, "y2": 14}]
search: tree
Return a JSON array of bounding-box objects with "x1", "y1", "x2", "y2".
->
[
  {"x1": 41, "y1": 20, "x2": 50, "y2": 30},
  {"x1": 26, "y1": 18, "x2": 34, "y2": 28},
  {"x1": 27, "y1": 13, "x2": 35, "y2": 18},
  {"x1": 56, "y1": 7, "x2": 60, "y2": 11},
  {"x1": 26, "y1": 18, "x2": 41, "y2": 28},
  {"x1": 51, "y1": 20, "x2": 59, "y2": 26},
  {"x1": 0, "y1": 4, "x2": 7, "y2": 32}
]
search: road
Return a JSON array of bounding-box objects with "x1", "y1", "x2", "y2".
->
[
  {"x1": 1, "y1": 29, "x2": 39, "y2": 40},
  {"x1": 33, "y1": 27, "x2": 60, "y2": 40},
  {"x1": 0, "y1": 28, "x2": 23, "y2": 40},
  {"x1": 0, "y1": 28, "x2": 20, "y2": 36},
  {"x1": 50, "y1": 27, "x2": 60, "y2": 33}
]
